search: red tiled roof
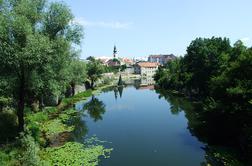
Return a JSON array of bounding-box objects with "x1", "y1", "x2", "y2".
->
[{"x1": 137, "y1": 62, "x2": 159, "y2": 68}]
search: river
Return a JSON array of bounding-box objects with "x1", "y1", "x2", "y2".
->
[{"x1": 74, "y1": 84, "x2": 249, "y2": 166}]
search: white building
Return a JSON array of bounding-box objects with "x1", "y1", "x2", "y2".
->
[{"x1": 134, "y1": 62, "x2": 159, "y2": 77}]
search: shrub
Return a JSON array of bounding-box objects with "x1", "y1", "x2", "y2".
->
[
  {"x1": 0, "y1": 150, "x2": 9, "y2": 165},
  {"x1": 26, "y1": 112, "x2": 49, "y2": 143},
  {"x1": 0, "y1": 109, "x2": 18, "y2": 143},
  {"x1": 18, "y1": 133, "x2": 42, "y2": 166},
  {"x1": 26, "y1": 112, "x2": 48, "y2": 123}
]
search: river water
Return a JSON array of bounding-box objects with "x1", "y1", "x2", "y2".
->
[{"x1": 74, "y1": 85, "x2": 211, "y2": 166}]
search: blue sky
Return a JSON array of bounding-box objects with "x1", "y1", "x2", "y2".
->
[{"x1": 58, "y1": 0, "x2": 252, "y2": 58}]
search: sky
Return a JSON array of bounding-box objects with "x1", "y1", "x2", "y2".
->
[{"x1": 55, "y1": 0, "x2": 252, "y2": 59}]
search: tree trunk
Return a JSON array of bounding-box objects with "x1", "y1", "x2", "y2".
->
[
  {"x1": 17, "y1": 72, "x2": 25, "y2": 132},
  {"x1": 55, "y1": 95, "x2": 59, "y2": 105},
  {"x1": 91, "y1": 80, "x2": 94, "y2": 89},
  {"x1": 39, "y1": 95, "x2": 45, "y2": 109},
  {"x1": 71, "y1": 82, "x2": 75, "y2": 96}
]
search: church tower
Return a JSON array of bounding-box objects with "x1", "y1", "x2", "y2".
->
[{"x1": 113, "y1": 45, "x2": 118, "y2": 58}]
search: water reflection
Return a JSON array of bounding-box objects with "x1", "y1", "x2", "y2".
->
[
  {"x1": 72, "y1": 96, "x2": 107, "y2": 141},
  {"x1": 118, "y1": 86, "x2": 123, "y2": 98},
  {"x1": 74, "y1": 84, "x2": 251, "y2": 165},
  {"x1": 157, "y1": 90, "x2": 193, "y2": 115},
  {"x1": 113, "y1": 86, "x2": 124, "y2": 100},
  {"x1": 156, "y1": 89, "x2": 252, "y2": 165},
  {"x1": 83, "y1": 96, "x2": 106, "y2": 122},
  {"x1": 70, "y1": 113, "x2": 88, "y2": 142}
]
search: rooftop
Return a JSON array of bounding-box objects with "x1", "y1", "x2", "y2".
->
[{"x1": 137, "y1": 62, "x2": 159, "y2": 68}]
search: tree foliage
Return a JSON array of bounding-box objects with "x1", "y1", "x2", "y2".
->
[
  {"x1": 86, "y1": 57, "x2": 104, "y2": 89},
  {"x1": 155, "y1": 37, "x2": 252, "y2": 114},
  {"x1": 0, "y1": 0, "x2": 83, "y2": 131}
]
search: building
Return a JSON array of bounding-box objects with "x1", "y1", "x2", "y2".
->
[
  {"x1": 133, "y1": 57, "x2": 148, "y2": 63},
  {"x1": 124, "y1": 66, "x2": 135, "y2": 74},
  {"x1": 134, "y1": 62, "x2": 159, "y2": 77},
  {"x1": 148, "y1": 54, "x2": 176, "y2": 65},
  {"x1": 121, "y1": 58, "x2": 134, "y2": 66}
]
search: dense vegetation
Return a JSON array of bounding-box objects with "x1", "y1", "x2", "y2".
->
[
  {"x1": 155, "y1": 37, "x2": 252, "y2": 165},
  {"x1": 0, "y1": 0, "x2": 85, "y2": 131},
  {"x1": 155, "y1": 37, "x2": 251, "y2": 113},
  {"x1": 0, "y1": 0, "x2": 112, "y2": 165}
]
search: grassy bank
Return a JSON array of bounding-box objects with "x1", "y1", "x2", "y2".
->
[{"x1": 0, "y1": 84, "x2": 114, "y2": 166}]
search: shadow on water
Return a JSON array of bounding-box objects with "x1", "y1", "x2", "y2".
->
[{"x1": 156, "y1": 89, "x2": 252, "y2": 166}]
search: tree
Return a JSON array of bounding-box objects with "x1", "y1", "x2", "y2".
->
[
  {"x1": 154, "y1": 58, "x2": 183, "y2": 91},
  {"x1": 155, "y1": 37, "x2": 252, "y2": 114},
  {"x1": 86, "y1": 57, "x2": 103, "y2": 89},
  {"x1": 210, "y1": 42, "x2": 252, "y2": 112},
  {"x1": 0, "y1": 0, "x2": 83, "y2": 131},
  {"x1": 67, "y1": 58, "x2": 87, "y2": 96},
  {"x1": 183, "y1": 37, "x2": 231, "y2": 96}
]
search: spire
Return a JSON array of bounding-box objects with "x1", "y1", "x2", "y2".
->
[{"x1": 113, "y1": 45, "x2": 117, "y2": 58}]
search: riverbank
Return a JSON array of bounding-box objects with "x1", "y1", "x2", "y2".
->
[{"x1": 0, "y1": 84, "x2": 114, "y2": 165}]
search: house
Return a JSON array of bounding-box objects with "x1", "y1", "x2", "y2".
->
[
  {"x1": 124, "y1": 66, "x2": 135, "y2": 74},
  {"x1": 107, "y1": 58, "x2": 121, "y2": 67},
  {"x1": 134, "y1": 62, "x2": 159, "y2": 77},
  {"x1": 148, "y1": 54, "x2": 176, "y2": 65},
  {"x1": 121, "y1": 58, "x2": 134, "y2": 66}
]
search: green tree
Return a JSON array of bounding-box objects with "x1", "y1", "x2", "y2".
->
[
  {"x1": 86, "y1": 57, "x2": 103, "y2": 89},
  {"x1": 0, "y1": 0, "x2": 83, "y2": 131},
  {"x1": 183, "y1": 37, "x2": 231, "y2": 96},
  {"x1": 154, "y1": 58, "x2": 183, "y2": 91},
  {"x1": 68, "y1": 58, "x2": 87, "y2": 96},
  {"x1": 210, "y1": 42, "x2": 252, "y2": 112}
]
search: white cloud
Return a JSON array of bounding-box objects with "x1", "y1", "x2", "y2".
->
[{"x1": 73, "y1": 17, "x2": 132, "y2": 29}]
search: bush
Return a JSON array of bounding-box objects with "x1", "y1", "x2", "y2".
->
[
  {"x1": 18, "y1": 133, "x2": 42, "y2": 166},
  {"x1": 26, "y1": 112, "x2": 49, "y2": 144},
  {"x1": 0, "y1": 150, "x2": 9, "y2": 165},
  {"x1": 0, "y1": 109, "x2": 18, "y2": 143},
  {"x1": 0, "y1": 96, "x2": 12, "y2": 110},
  {"x1": 26, "y1": 112, "x2": 48, "y2": 123}
]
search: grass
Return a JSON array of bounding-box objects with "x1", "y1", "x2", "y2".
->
[{"x1": 57, "y1": 89, "x2": 93, "y2": 111}]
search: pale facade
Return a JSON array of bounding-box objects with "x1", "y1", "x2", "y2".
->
[{"x1": 134, "y1": 62, "x2": 159, "y2": 77}]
